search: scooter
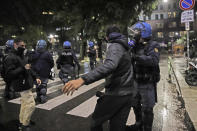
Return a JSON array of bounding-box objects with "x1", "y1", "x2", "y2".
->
[{"x1": 185, "y1": 58, "x2": 197, "y2": 86}]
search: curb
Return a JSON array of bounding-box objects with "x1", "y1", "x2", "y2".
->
[{"x1": 171, "y1": 58, "x2": 196, "y2": 131}]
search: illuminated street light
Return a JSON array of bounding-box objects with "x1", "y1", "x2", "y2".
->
[
  {"x1": 163, "y1": 0, "x2": 168, "y2": 3},
  {"x1": 49, "y1": 34, "x2": 54, "y2": 38},
  {"x1": 175, "y1": 32, "x2": 178, "y2": 36}
]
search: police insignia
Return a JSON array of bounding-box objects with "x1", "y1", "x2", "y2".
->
[{"x1": 154, "y1": 48, "x2": 158, "y2": 52}]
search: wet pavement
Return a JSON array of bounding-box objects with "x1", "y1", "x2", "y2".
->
[
  {"x1": 171, "y1": 56, "x2": 197, "y2": 131},
  {"x1": 0, "y1": 54, "x2": 195, "y2": 131}
]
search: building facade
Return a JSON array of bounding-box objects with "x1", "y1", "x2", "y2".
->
[{"x1": 139, "y1": 0, "x2": 196, "y2": 44}]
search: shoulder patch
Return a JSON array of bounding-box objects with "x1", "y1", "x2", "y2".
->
[{"x1": 154, "y1": 48, "x2": 159, "y2": 52}]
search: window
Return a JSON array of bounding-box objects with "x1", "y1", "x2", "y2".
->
[
  {"x1": 168, "y1": 4, "x2": 171, "y2": 9},
  {"x1": 155, "y1": 14, "x2": 159, "y2": 20},
  {"x1": 157, "y1": 32, "x2": 164, "y2": 38},
  {"x1": 160, "y1": 5, "x2": 163, "y2": 10},
  {"x1": 180, "y1": 31, "x2": 187, "y2": 37},
  {"x1": 180, "y1": 23, "x2": 185, "y2": 27},
  {"x1": 160, "y1": 14, "x2": 164, "y2": 19},
  {"x1": 173, "y1": 12, "x2": 176, "y2": 18},
  {"x1": 168, "y1": 12, "x2": 172, "y2": 18},
  {"x1": 148, "y1": 15, "x2": 151, "y2": 20},
  {"x1": 156, "y1": 23, "x2": 164, "y2": 28},
  {"x1": 168, "y1": 22, "x2": 177, "y2": 28},
  {"x1": 169, "y1": 32, "x2": 175, "y2": 37},
  {"x1": 173, "y1": 3, "x2": 176, "y2": 8},
  {"x1": 143, "y1": 16, "x2": 146, "y2": 21},
  {"x1": 155, "y1": 6, "x2": 158, "y2": 10},
  {"x1": 168, "y1": 12, "x2": 176, "y2": 18}
]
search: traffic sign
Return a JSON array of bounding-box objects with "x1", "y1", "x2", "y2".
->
[
  {"x1": 179, "y1": 0, "x2": 195, "y2": 10},
  {"x1": 181, "y1": 9, "x2": 194, "y2": 23}
]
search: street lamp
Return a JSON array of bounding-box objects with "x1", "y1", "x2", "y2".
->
[
  {"x1": 49, "y1": 34, "x2": 54, "y2": 39},
  {"x1": 175, "y1": 32, "x2": 178, "y2": 36}
]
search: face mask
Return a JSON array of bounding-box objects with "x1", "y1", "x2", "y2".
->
[{"x1": 17, "y1": 47, "x2": 25, "y2": 55}]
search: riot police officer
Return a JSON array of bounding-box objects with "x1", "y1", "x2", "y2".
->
[
  {"x1": 31, "y1": 40, "x2": 54, "y2": 103},
  {"x1": 126, "y1": 21, "x2": 160, "y2": 131},
  {"x1": 2, "y1": 40, "x2": 17, "y2": 99},
  {"x1": 56, "y1": 41, "x2": 80, "y2": 84},
  {"x1": 87, "y1": 41, "x2": 97, "y2": 70}
]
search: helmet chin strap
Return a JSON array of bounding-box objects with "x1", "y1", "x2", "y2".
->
[{"x1": 139, "y1": 38, "x2": 148, "y2": 45}]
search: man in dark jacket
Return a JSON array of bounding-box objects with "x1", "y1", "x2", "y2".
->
[
  {"x1": 87, "y1": 41, "x2": 97, "y2": 70},
  {"x1": 4, "y1": 38, "x2": 41, "y2": 131},
  {"x1": 62, "y1": 25, "x2": 136, "y2": 131},
  {"x1": 56, "y1": 41, "x2": 80, "y2": 84},
  {"x1": 31, "y1": 40, "x2": 54, "y2": 103}
]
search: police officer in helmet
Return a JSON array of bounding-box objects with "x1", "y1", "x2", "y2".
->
[
  {"x1": 87, "y1": 41, "x2": 97, "y2": 70},
  {"x1": 31, "y1": 40, "x2": 54, "y2": 104},
  {"x1": 56, "y1": 41, "x2": 80, "y2": 84},
  {"x1": 2, "y1": 40, "x2": 17, "y2": 99},
  {"x1": 126, "y1": 21, "x2": 160, "y2": 131}
]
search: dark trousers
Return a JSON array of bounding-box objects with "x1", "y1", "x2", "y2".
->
[
  {"x1": 132, "y1": 81, "x2": 156, "y2": 131},
  {"x1": 59, "y1": 65, "x2": 75, "y2": 84},
  {"x1": 91, "y1": 95, "x2": 132, "y2": 131},
  {"x1": 89, "y1": 58, "x2": 96, "y2": 70},
  {"x1": 4, "y1": 83, "x2": 16, "y2": 99}
]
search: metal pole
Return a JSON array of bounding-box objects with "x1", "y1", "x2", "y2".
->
[{"x1": 187, "y1": 30, "x2": 190, "y2": 67}]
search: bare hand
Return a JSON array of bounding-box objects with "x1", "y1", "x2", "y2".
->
[
  {"x1": 25, "y1": 64, "x2": 31, "y2": 70},
  {"x1": 36, "y1": 79, "x2": 41, "y2": 85},
  {"x1": 62, "y1": 78, "x2": 84, "y2": 96}
]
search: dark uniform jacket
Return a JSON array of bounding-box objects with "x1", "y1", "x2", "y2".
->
[
  {"x1": 133, "y1": 41, "x2": 160, "y2": 83},
  {"x1": 81, "y1": 32, "x2": 134, "y2": 96},
  {"x1": 88, "y1": 47, "x2": 96, "y2": 60},
  {"x1": 4, "y1": 49, "x2": 38, "y2": 92},
  {"x1": 31, "y1": 49, "x2": 54, "y2": 78},
  {"x1": 56, "y1": 48, "x2": 80, "y2": 68}
]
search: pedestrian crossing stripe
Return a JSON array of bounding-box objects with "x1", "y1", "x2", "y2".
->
[
  {"x1": 66, "y1": 89, "x2": 105, "y2": 118},
  {"x1": 8, "y1": 79, "x2": 105, "y2": 110},
  {"x1": 36, "y1": 79, "x2": 104, "y2": 110},
  {"x1": 6, "y1": 78, "x2": 136, "y2": 124}
]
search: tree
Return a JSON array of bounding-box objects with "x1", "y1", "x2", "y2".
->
[
  {"x1": 19, "y1": 25, "x2": 47, "y2": 49},
  {"x1": 0, "y1": 0, "x2": 158, "y2": 57}
]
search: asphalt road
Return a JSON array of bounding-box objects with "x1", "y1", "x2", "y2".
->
[{"x1": 0, "y1": 54, "x2": 192, "y2": 131}]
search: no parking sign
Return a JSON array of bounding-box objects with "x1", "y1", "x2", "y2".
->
[{"x1": 179, "y1": 0, "x2": 195, "y2": 10}]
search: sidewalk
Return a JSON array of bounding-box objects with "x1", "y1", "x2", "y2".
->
[{"x1": 171, "y1": 56, "x2": 197, "y2": 131}]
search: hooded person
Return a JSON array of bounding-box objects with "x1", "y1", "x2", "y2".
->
[{"x1": 62, "y1": 25, "x2": 136, "y2": 131}]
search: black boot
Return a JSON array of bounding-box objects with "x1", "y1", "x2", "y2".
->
[
  {"x1": 125, "y1": 124, "x2": 139, "y2": 131},
  {"x1": 19, "y1": 125, "x2": 31, "y2": 131}
]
